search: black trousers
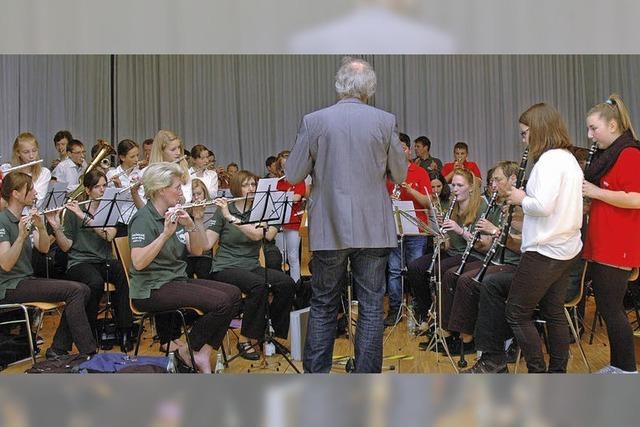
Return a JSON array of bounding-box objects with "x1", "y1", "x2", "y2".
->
[
  {"x1": 590, "y1": 262, "x2": 637, "y2": 371},
  {"x1": 505, "y1": 251, "x2": 577, "y2": 373},
  {"x1": 445, "y1": 261, "x2": 516, "y2": 336},
  {"x1": 51, "y1": 261, "x2": 133, "y2": 352},
  {"x1": 133, "y1": 279, "x2": 241, "y2": 351},
  {"x1": 407, "y1": 252, "x2": 463, "y2": 322},
  {"x1": 209, "y1": 267, "x2": 295, "y2": 340},
  {"x1": 474, "y1": 270, "x2": 516, "y2": 365},
  {"x1": 2, "y1": 278, "x2": 96, "y2": 354}
]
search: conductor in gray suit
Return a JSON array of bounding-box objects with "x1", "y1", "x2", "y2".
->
[{"x1": 286, "y1": 57, "x2": 406, "y2": 373}]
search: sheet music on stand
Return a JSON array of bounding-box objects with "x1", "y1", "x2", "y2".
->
[
  {"x1": 85, "y1": 187, "x2": 135, "y2": 228},
  {"x1": 247, "y1": 187, "x2": 295, "y2": 227},
  {"x1": 37, "y1": 181, "x2": 68, "y2": 211},
  {"x1": 392, "y1": 200, "x2": 440, "y2": 237}
]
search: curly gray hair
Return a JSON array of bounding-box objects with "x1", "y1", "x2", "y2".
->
[{"x1": 334, "y1": 57, "x2": 376, "y2": 100}]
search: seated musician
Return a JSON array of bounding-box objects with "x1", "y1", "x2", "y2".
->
[
  {"x1": 0, "y1": 172, "x2": 96, "y2": 356},
  {"x1": 437, "y1": 161, "x2": 522, "y2": 355},
  {"x1": 128, "y1": 162, "x2": 240, "y2": 373},
  {"x1": 46, "y1": 169, "x2": 133, "y2": 355},
  {"x1": 204, "y1": 170, "x2": 295, "y2": 361},
  {"x1": 407, "y1": 168, "x2": 486, "y2": 329}
]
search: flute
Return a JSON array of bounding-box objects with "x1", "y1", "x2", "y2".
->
[
  {"x1": 118, "y1": 156, "x2": 187, "y2": 194},
  {"x1": 167, "y1": 195, "x2": 254, "y2": 222},
  {"x1": 1, "y1": 159, "x2": 43, "y2": 174},
  {"x1": 25, "y1": 199, "x2": 95, "y2": 231},
  {"x1": 107, "y1": 162, "x2": 140, "y2": 184}
]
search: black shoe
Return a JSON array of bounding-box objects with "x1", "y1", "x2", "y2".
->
[
  {"x1": 384, "y1": 310, "x2": 399, "y2": 327},
  {"x1": 237, "y1": 342, "x2": 260, "y2": 361},
  {"x1": 460, "y1": 357, "x2": 508, "y2": 374},
  {"x1": 45, "y1": 347, "x2": 69, "y2": 360},
  {"x1": 505, "y1": 342, "x2": 519, "y2": 364},
  {"x1": 119, "y1": 332, "x2": 133, "y2": 353},
  {"x1": 447, "y1": 339, "x2": 476, "y2": 356}
]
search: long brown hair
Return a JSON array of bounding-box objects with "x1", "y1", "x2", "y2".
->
[
  {"x1": 451, "y1": 168, "x2": 481, "y2": 227},
  {"x1": 586, "y1": 93, "x2": 638, "y2": 140},
  {"x1": 519, "y1": 103, "x2": 573, "y2": 162}
]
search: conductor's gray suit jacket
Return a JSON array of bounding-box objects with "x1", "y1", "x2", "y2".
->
[{"x1": 286, "y1": 97, "x2": 407, "y2": 251}]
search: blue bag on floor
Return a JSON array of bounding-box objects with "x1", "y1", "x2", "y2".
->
[{"x1": 73, "y1": 353, "x2": 169, "y2": 373}]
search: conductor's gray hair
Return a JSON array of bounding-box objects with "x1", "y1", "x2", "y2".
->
[{"x1": 334, "y1": 57, "x2": 377, "y2": 100}]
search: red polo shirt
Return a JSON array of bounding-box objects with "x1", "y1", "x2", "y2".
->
[
  {"x1": 277, "y1": 178, "x2": 306, "y2": 231},
  {"x1": 583, "y1": 148, "x2": 640, "y2": 267},
  {"x1": 442, "y1": 160, "x2": 482, "y2": 181},
  {"x1": 386, "y1": 163, "x2": 431, "y2": 225}
]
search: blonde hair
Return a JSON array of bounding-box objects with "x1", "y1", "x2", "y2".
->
[
  {"x1": 12, "y1": 132, "x2": 43, "y2": 181},
  {"x1": 142, "y1": 162, "x2": 184, "y2": 200},
  {"x1": 451, "y1": 168, "x2": 481, "y2": 227},
  {"x1": 519, "y1": 103, "x2": 573, "y2": 163},
  {"x1": 587, "y1": 93, "x2": 638, "y2": 140},
  {"x1": 191, "y1": 177, "x2": 210, "y2": 201},
  {"x1": 149, "y1": 130, "x2": 189, "y2": 182}
]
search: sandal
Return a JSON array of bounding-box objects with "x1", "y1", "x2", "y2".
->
[
  {"x1": 237, "y1": 341, "x2": 260, "y2": 361},
  {"x1": 173, "y1": 350, "x2": 198, "y2": 373}
]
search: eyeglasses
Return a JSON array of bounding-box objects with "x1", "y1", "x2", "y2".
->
[
  {"x1": 71, "y1": 150, "x2": 86, "y2": 155},
  {"x1": 519, "y1": 129, "x2": 529, "y2": 138}
]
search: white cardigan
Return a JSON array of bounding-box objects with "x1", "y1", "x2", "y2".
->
[{"x1": 520, "y1": 149, "x2": 583, "y2": 260}]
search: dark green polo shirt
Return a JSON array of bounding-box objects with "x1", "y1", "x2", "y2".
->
[
  {"x1": 486, "y1": 204, "x2": 522, "y2": 266},
  {"x1": 128, "y1": 202, "x2": 189, "y2": 299},
  {"x1": 446, "y1": 199, "x2": 488, "y2": 257},
  {"x1": 0, "y1": 210, "x2": 33, "y2": 300},
  {"x1": 209, "y1": 204, "x2": 261, "y2": 274},
  {"x1": 63, "y1": 208, "x2": 114, "y2": 269}
]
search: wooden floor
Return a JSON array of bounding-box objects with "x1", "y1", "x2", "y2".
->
[{"x1": 2, "y1": 298, "x2": 639, "y2": 374}]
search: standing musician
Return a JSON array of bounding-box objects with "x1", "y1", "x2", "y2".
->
[
  {"x1": 11, "y1": 132, "x2": 51, "y2": 204},
  {"x1": 408, "y1": 168, "x2": 486, "y2": 331},
  {"x1": 384, "y1": 136, "x2": 431, "y2": 327},
  {"x1": 46, "y1": 169, "x2": 133, "y2": 356},
  {"x1": 504, "y1": 103, "x2": 583, "y2": 373},
  {"x1": 438, "y1": 161, "x2": 522, "y2": 355},
  {"x1": 274, "y1": 150, "x2": 306, "y2": 284},
  {"x1": 203, "y1": 170, "x2": 295, "y2": 361},
  {"x1": 582, "y1": 94, "x2": 640, "y2": 374},
  {"x1": 128, "y1": 162, "x2": 240, "y2": 373},
  {"x1": 0, "y1": 172, "x2": 96, "y2": 356}
]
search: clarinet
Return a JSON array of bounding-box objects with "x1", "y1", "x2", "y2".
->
[
  {"x1": 585, "y1": 141, "x2": 598, "y2": 170},
  {"x1": 453, "y1": 190, "x2": 499, "y2": 276},
  {"x1": 472, "y1": 148, "x2": 529, "y2": 283},
  {"x1": 426, "y1": 195, "x2": 457, "y2": 276}
]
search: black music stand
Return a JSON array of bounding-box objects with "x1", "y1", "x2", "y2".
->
[
  {"x1": 236, "y1": 182, "x2": 300, "y2": 373},
  {"x1": 81, "y1": 187, "x2": 135, "y2": 351}
]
